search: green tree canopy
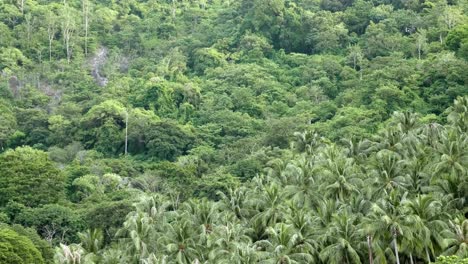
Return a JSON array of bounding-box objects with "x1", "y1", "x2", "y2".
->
[
  {"x1": 0, "y1": 227, "x2": 44, "y2": 264},
  {"x1": 0, "y1": 146, "x2": 65, "y2": 207}
]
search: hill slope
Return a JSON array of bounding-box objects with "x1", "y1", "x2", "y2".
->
[{"x1": 0, "y1": 0, "x2": 467, "y2": 263}]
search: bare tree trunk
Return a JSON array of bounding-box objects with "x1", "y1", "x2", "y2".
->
[
  {"x1": 171, "y1": 0, "x2": 177, "y2": 19},
  {"x1": 36, "y1": 73, "x2": 40, "y2": 88},
  {"x1": 418, "y1": 44, "x2": 421, "y2": 60},
  {"x1": 61, "y1": 5, "x2": 75, "y2": 63},
  {"x1": 425, "y1": 246, "x2": 431, "y2": 263},
  {"x1": 83, "y1": 0, "x2": 89, "y2": 56},
  {"x1": 43, "y1": 225, "x2": 57, "y2": 244},
  {"x1": 124, "y1": 110, "x2": 128, "y2": 155},
  {"x1": 20, "y1": 0, "x2": 24, "y2": 15},
  {"x1": 409, "y1": 253, "x2": 414, "y2": 264},
  {"x1": 63, "y1": 22, "x2": 74, "y2": 63},
  {"x1": 367, "y1": 235, "x2": 374, "y2": 264},
  {"x1": 393, "y1": 232, "x2": 400, "y2": 264},
  {"x1": 47, "y1": 13, "x2": 55, "y2": 62},
  {"x1": 49, "y1": 37, "x2": 53, "y2": 61},
  {"x1": 65, "y1": 30, "x2": 71, "y2": 63},
  {"x1": 25, "y1": 14, "x2": 33, "y2": 44}
]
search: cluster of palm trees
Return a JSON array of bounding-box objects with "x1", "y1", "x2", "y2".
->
[{"x1": 55, "y1": 97, "x2": 468, "y2": 263}]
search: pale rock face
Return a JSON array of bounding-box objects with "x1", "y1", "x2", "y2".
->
[
  {"x1": 90, "y1": 47, "x2": 109, "y2": 87},
  {"x1": 8, "y1": 76, "x2": 20, "y2": 97}
]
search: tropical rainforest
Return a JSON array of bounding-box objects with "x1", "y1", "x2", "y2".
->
[{"x1": 0, "y1": 0, "x2": 467, "y2": 263}]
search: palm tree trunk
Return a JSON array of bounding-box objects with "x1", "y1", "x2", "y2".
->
[
  {"x1": 367, "y1": 235, "x2": 374, "y2": 264},
  {"x1": 425, "y1": 246, "x2": 431, "y2": 263},
  {"x1": 124, "y1": 110, "x2": 128, "y2": 155},
  {"x1": 393, "y1": 232, "x2": 400, "y2": 264},
  {"x1": 49, "y1": 38, "x2": 53, "y2": 61}
]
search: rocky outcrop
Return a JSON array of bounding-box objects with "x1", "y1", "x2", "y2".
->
[{"x1": 90, "y1": 47, "x2": 108, "y2": 87}]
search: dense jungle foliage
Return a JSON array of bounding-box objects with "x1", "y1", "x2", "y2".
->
[{"x1": 0, "y1": 0, "x2": 467, "y2": 263}]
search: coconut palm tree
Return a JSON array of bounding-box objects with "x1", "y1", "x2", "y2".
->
[
  {"x1": 217, "y1": 187, "x2": 252, "y2": 220},
  {"x1": 292, "y1": 130, "x2": 323, "y2": 155},
  {"x1": 255, "y1": 223, "x2": 315, "y2": 263},
  {"x1": 372, "y1": 127, "x2": 405, "y2": 153},
  {"x1": 250, "y1": 183, "x2": 286, "y2": 227},
  {"x1": 447, "y1": 96, "x2": 468, "y2": 132},
  {"x1": 434, "y1": 132, "x2": 467, "y2": 179},
  {"x1": 321, "y1": 151, "x2": 363, "y2": 201},
  {"x1": 403, "y1": 194, "x2": 448, "y2": 262},
  {"x1": 54, "y1": 243, "x2": 89, "y2": 264},
  {"x1": 212, "y1": 243, "x2": 258, "y2": 264},
  {"x1": 162, "y1": 219, "x2": 200, "y2": 264},
  {"x1": 282, "y1": 156, "x2": 321, "y2": 208},
  {"x1": 344, "y1": 193, "x2": 372, "y2": 218},
  {"x1": 341, "y1": 137, "x2": 374, "y2": 161},
  {"x1": 78, "y1": 229, "x2": 103, "y2": 254},
  {"x1": 265, "y1": 158, "x2": 289, "y2": 184},
  {"x1": 312, "y1": 198, "x2": 340, "y2": 230},
  {"x1": 368, "y1": 191, "x2": 415, "y2": 264},
  {"x1": 369, "y1": 150, "x2": 408, "y2": 198},
  {"x1": 403, "y1": 155, "x2": 431, "y2": 193},
  {"x1": 442, "y1": 218, "x2": 468, "y2": 258},
  {"x1": 100, "y1": 248, "x2": 129, "y2": 264},
  {"x1": 206, "y1": 222, "x2": 252, "y2": 262},
  {"x1": 183, "y1": 198, "x2": 220, "y2": 235},
  {"x1": 429, "y1": 178, "x2": 467, "y2": 212},
  {"x1": 420, "y1": 122, "x2": 445, "y2": 149},
  {"x1": 284, "y1": 205, "x2": 319, "y2": 259},
  {"x1": 113, "y1": 194, "x2": 175, "y2": 262},
  {"x1": 284, "y1": 206, "x2": 311, "y2": 238},
  {"x1": 141, "y1": 254, "x2": 168, "y2": 264},
  {"x1": 431, "y1": 133, "x2": 468, "y2": 210},
  {"x1": 133, "y1": 194, "x2": 171, "y2": 220},
  {"x1": 358, "y1": 218, "x2": 377, "y2": 264},
  {"x1": 319, "y1": 212, "x2": 362, "y2": 264},
  {"x1": 116, "y1": 211, "x2": 155, "y2": 262},
  {"x1": 247, "y1": 214, "x2": 270, "y2": 243},
  {"x1": 391, "y1": 111, "x2": 421, "y2": 134}
]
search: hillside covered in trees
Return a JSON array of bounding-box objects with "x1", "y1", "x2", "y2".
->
[{"x1": 0, "y1": 0, "x2": 467, "y2": 263}]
